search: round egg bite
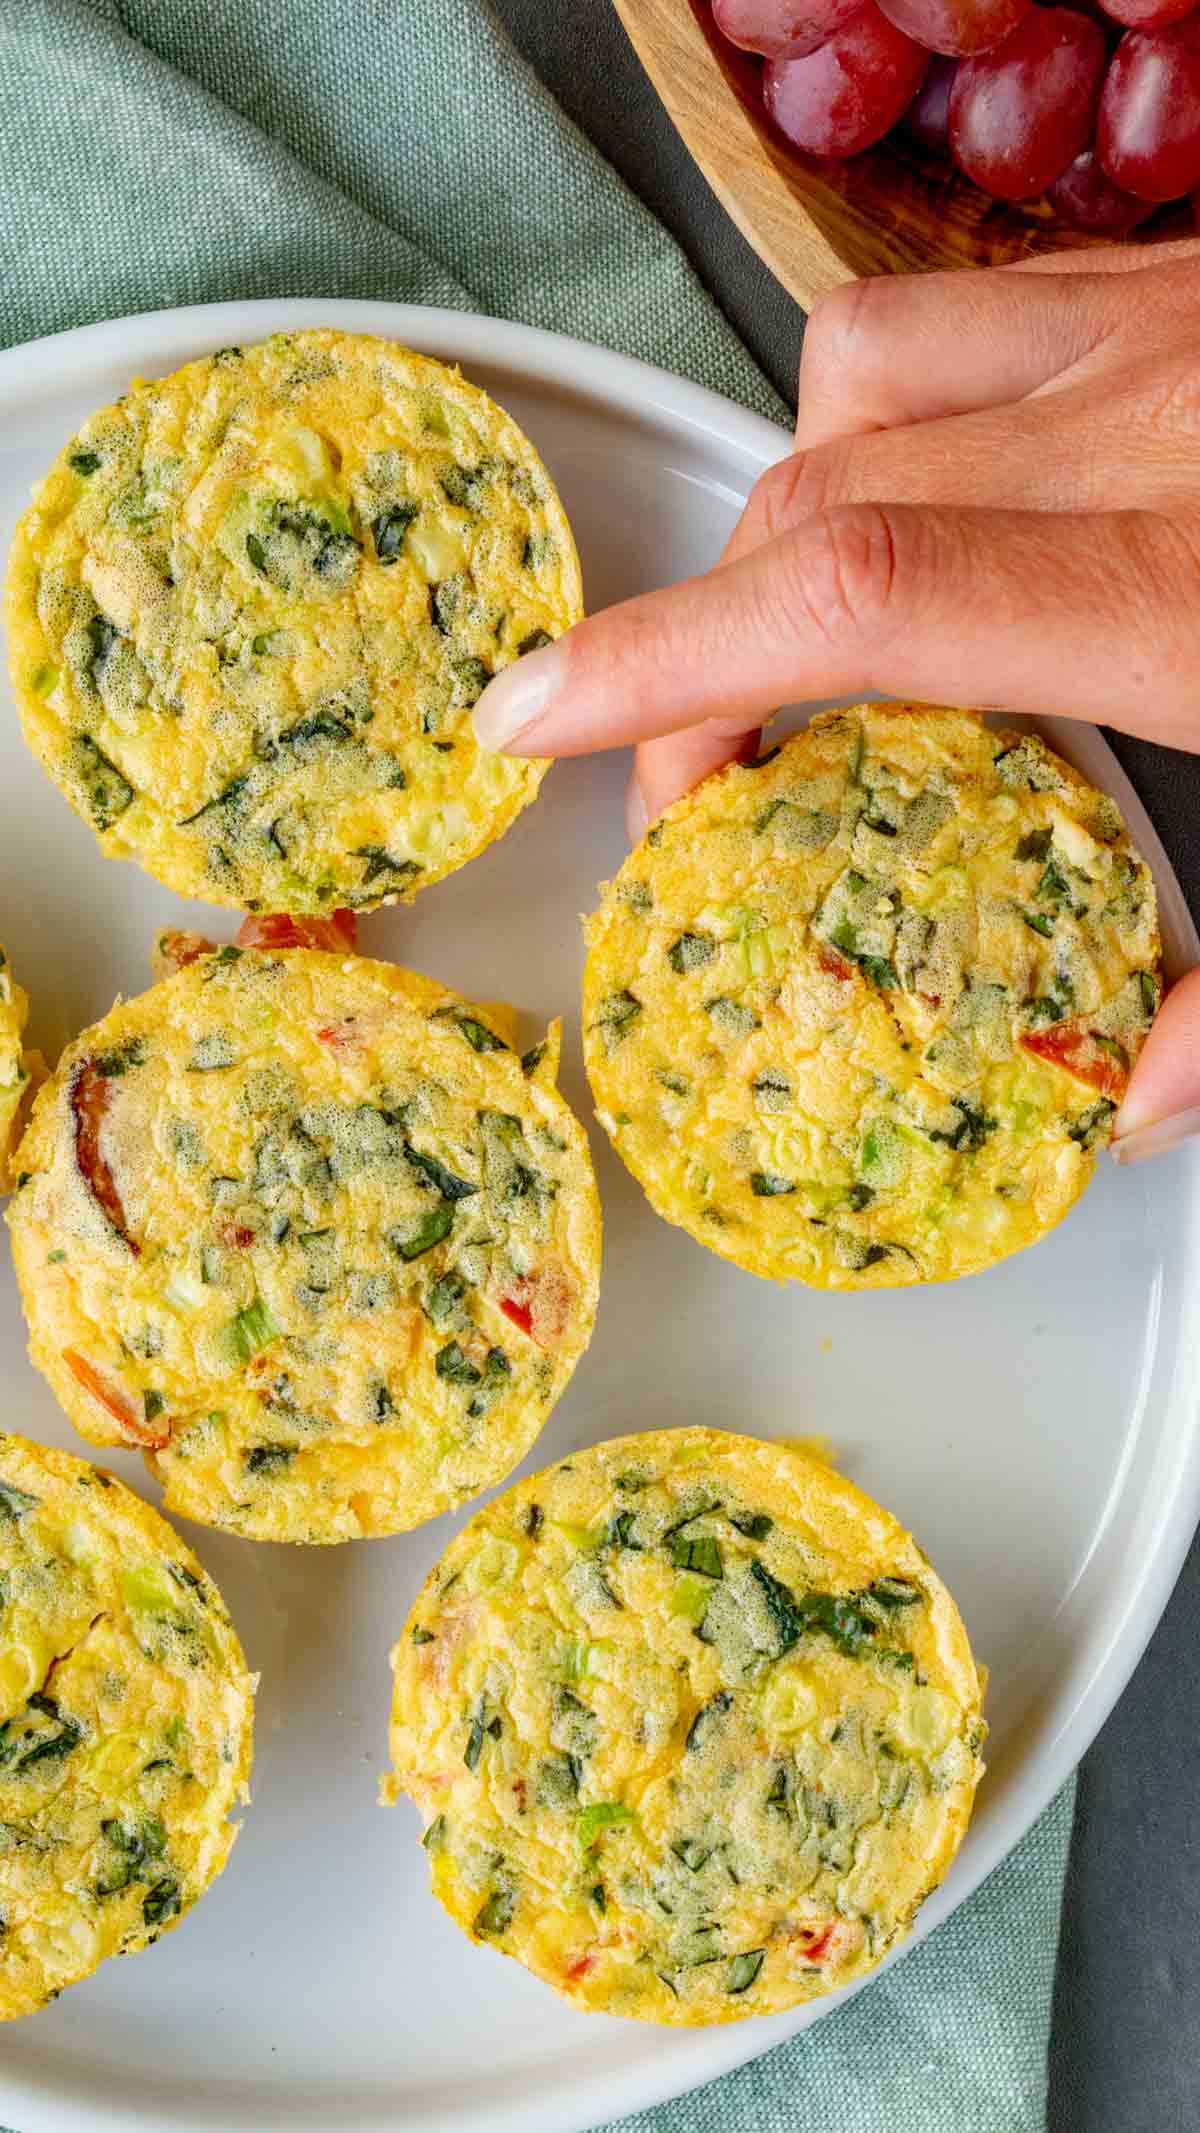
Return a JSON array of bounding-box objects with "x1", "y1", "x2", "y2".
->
[
  {"x1": 5, "y1": 330, "x2": 582, "y2": 913},
  {"x1": 583, "y1": 704, "x2": 1161, "y2": 1289},
  {"x1": 0, "y1": 946, "x2": 33, "y2": 1190},
  {"x1": 385, "y1": 1427, "x2": 984, "y2": 2026},
  {"x1": 7, "y1": 949, "x2": 601, "y2": 1544},
  {"x1": 0, "y1": 1433, "x2": 253, "y2": 2021}
]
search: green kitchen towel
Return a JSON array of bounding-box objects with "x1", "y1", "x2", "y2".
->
[
  {"x1": 598, "y1": 1787, "x2": 1075, "y2": 2133},
  {"x1": 0, "y1": 3, "x2": 1071, "y2": 2128}
]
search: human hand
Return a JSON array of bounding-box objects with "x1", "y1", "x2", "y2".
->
[{"x1": 473, "y1": 240, "x2": 1200, "y2": 1162}]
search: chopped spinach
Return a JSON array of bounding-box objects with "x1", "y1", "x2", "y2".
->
[
  {"x1": 142, "y1": 1878, "x2": 181, "y2": 1928},
  {"x1": 474, "y1": 1885, "x2": 516, "y2": 1936},
  {"x1": 244, "y1": 1443, "x2": 294, "y2": 1476},
  {"x1": 445, "y1": 1013, "x2": 508, "y2": 1054},
  {"x1": 752, "y1": 1071, "x2": 792, "y2": 1110},
  {"x1": 749, "y1": 1560, "x2": 804, "y2": 1653},
  {"x1": 704, "y1": 996, "x2": 760, "y2": 1037},
  {"x1": 685, "y1": 1691, "x2": 733, "y2": 1753},
  {"x1": 602, "y1": 1508, "x2": 641, "y2": 1551},
  {"x1": 93, "y1": 1036, "x2": 146, "y2": 1078},
  {"x1": 927, "y1": 1099, "x2": 997, "y2": 1153},
  {"x1": 0, "y1": 1694, "x2": 83, "y2": 1775},
  {"x1": 727, "y1": 1949, "x2": 765, "y2": 1994},
  {"x1": 1069, "y1": 1098, "x2": 1116, "y2": 1149},
  {"x1": 1015, "y1": 828, "x2": 1053, "y2": 862},
  {"x1": 371, "y1": 502, "x2": 418, "y2": 562},
  {"x1": 751, "y1": 1172, "x2": 795, "y2": 1198},
  {"x1": 403, "y1": 1142, "x2": 477, "y2": 1200},
  {"x1": 0, "y1": 1478, "x2": 39, "y2": 1521},
  {"x1": 594, "y1": 990, "x2": 642, "y2": 1043},
  {"x1": 69, "y1": 734, "x2": 134, "y2": 829},
  {"x1": 729, "y1": 1510, "x2": 772, "y2": 1540},
  {"x1": 667, "y1": 933, "x2": 716, "y2": 975},
  {"x1": 671, "y1": 1533, "x2": 723, "y2": 1579},
  {"x1": 424, "y1": 1269, "x2": 467, "y2": 1323},
  {"x1": 354, "y1": 846, "x2": 420, "y2": 889},
  {"x1": 437, "y1": 1341, "x2": 482, "y2": 1389}
]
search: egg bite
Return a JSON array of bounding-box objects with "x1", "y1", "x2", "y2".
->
[
  {"x1": 385, "y1": 1426, "x2": 984, "y2": 2026},
  {"x1": 5, "y1": 330, "x2": 582, "y2": 913},
  {"x1": 0, "y1": 1432, "x2": 253, "y2": 2021},
  {"x1": 583, "y1": 704, "x2": 1160, "y2": 1290},
  {"x1": 7, "y1": 948, "x2": 601, "y2": 1544},
  {"x1": 0, "y1": 947, "x2": 34, "y2": 1191}
]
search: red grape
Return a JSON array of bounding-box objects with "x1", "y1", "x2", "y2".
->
[
  {"x1": 949, "y1": 10, "x2": 1107, "y2": 197},
  {"x1": 877, "y1": 0, "x2": 1031, "y2": 56},
  {"x1": 712, "y1": 0, "x2": 864, "y2": 54},
  {"x1": 1096, "y1": 0, "x2": 1198, "y2": 27},
  {"x1": 1097, "y1": 24, "x2": 1200, "y2": 199},
  {"x1": 903, "y1": 56, "x2": 958, "y2": 151},
  {"x1": 1048, "y1": 146, "x2": 1156, "y2": 230},
  {"x1": 763, "y1": 2, "x2": 930, "y2": 156}
]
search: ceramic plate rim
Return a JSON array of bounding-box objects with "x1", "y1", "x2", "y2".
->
[{"x1": 0, "y1": 297, "x2": 1198, "y2": 2133}]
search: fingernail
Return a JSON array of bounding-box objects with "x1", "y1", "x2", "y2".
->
[
  {"x1": 625, "y1": 774, "x2": 648, "y2": 844},
  {"x1": 472, "y1": 642, "x2": 565, "y2": 753},
  {"x1": 1109, "y1": 1106, "x2": 1200, "y2": 1166}
]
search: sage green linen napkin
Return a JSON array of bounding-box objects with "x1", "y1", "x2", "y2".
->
[{"x1": 0, "y1": 4, "x2": 1072, "y2": 2127}]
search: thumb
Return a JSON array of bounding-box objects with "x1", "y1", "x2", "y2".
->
[{"x1": 1111, "y1": 969, "x2": 1200, "y2": 1164}]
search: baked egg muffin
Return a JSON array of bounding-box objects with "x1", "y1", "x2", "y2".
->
[
  {"x1": 583, "y1": 704, "x2": 1160, "y2": 1289},
  {"x1": 385, "y1": 1426, "x2": 984, "y2": 2025},
  {"x1": 5, "y1": 330, "x2": 582, "y2": 913},
  {"x1": 0, "y1": 947, "x2": 34, "y2": 1191},
  {"x1": 7, "y1": 948, "x2": 601, "y2": 1543},
  {"x1": 0, "y1": 1432, "x2": 253, "y2": 2021}
]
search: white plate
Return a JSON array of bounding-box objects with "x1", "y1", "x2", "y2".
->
[{"x1": 0, "y1": 299, "x2": 1197, "y2": 2133}]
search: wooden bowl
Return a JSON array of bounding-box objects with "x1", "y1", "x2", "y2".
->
[{"x1": 613, "y1": 0, "x2": 1182, "y2": 308}]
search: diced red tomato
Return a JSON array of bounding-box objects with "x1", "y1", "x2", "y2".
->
[
  {"x1": 796, "y1": 1922, "x2": 836, "y2": 1964},
  {"x1": 315, "y1": 1019, "x2": 363, "y2": 1053},
  {"x1": 154, "y1": 927, "x2": 217, "y2": 977},
  {"x1": 513, "y1": 1777, "x2": 528, "y2": 1813},
  {"x1": 1020, "y1": 1017, "x2": 1129, "y2": 1101},
  {"x1": 70, "y1": 1060, "x2": 137, "y2": 1254},
  {"x1": 564, "y1": 1949, "x2": 597, "y2": 1984},
  {"x1": 500, "y1": 1266, "x2": 570, "y2": 1348},
  {"x1": 219, "y1": 1221, "x2": 257, "y2": 1249},
  {"x1": 816, "y1": 943, "x2": 854, "y2": 982},
  {"x1": 62, "y1": 1349, "x2": 171, "y2": 1449},
  {"x1": 236, "y1": 910, "x2": 359, "y2": 954}
]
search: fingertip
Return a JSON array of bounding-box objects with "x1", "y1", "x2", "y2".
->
[
  {"x1": 472, "y1": 641, "x2": 565, "y2": 755},
  {"x1": 1113, "y1": 967, "x2": 1200, "y2": 1141}
]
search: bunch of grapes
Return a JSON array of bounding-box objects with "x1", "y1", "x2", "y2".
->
[{"x1": 713, "y1": 0, "x2": 1200, "y2": 229}]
